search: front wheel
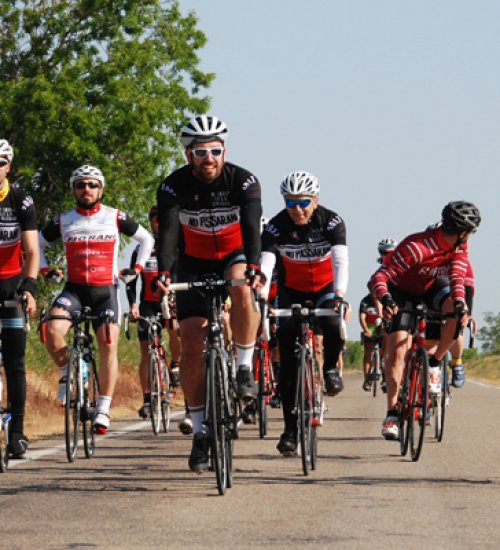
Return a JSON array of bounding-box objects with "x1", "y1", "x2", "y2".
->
[
  {"x1": 0, "y1": 414, "x2": 9, "y2": 473},
  {"x1": 398, "y1": 363, "x2": 411, "y2": 457},
  {"x1": 160, "y1": 357, "x2": 171, "y2": 433},
  {"x1": 371, "y1": 349, "x2": 381, "y2": 398},
  {"x1": 409, "y1": 346, "x2": 429, "y2": 461},
  {"x1": 65, "y1": 351, "x2": 80, "y2": 463},
  {"x1": 257, "y1": 347, "x2": 268, "y2": 439},
  {"x1": 149, "y1": 352, "x2": 161, "y2": 436},
  {"x1": 83, "y1": 359, "x2": 99, "y2": 458},
  {"x1": 298, "y1": 348, "x2": 313, "y2": 476}
]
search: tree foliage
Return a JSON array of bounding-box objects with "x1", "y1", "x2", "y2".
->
[
  {"x1": 477, "y1": 312, "x2": 500, "y2": 355},
  {"x1": 0, "y1": 0, "x2": 213, "y2": 223}
]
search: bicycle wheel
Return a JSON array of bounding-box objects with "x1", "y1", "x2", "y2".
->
[
  {"x1": 298, "y1": 348, "x2": 313, "y2": 476},
  {"x1": 372, "y1": 348, "x2": 380, "y2": 398},
  {"x1": 65, "y1": 351, "x2": 80, "y2": 462},
  {"x1": 310, "y1": 356, "x2": 321, "y2": 471},
  {"x1": 207, "y1": 348, "x2": 228, "y2": 495},
  {"x1": 409, "y1": 347, "x2": 429, "y2": 461},
  {"x1": 149, "y1": 352, "x2": 161, "y2": 436},
  {"x1": 435, "y1": 359, "x2": 447, "y2": 442},
  {"x1": 160, "y1": 356, "x2": 171, "y2": 433},
  {"x1": 83, "y1": 359, "x2": 99, "y2": 458},
  {"x1": 398, "y1": 363, "x2": 411, "y2": 457},
  {"x1": 0, "y1": 415, "x2": 9, "y2": 473},
  {"x1": 257, "y1": 347, "x2": 268, "y2": 439}
]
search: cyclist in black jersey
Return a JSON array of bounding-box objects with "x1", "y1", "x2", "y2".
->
[
  {"x1": 260, "y1": 171, "x2": 349, "y2": 455},
  {"x1": 0, "y1": 139, "x2": 39, "y2": 458},
  {"x1": 156, "y1": 115, "x2": 264, "y2": 473}
]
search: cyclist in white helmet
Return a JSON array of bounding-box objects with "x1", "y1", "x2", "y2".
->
[
  {"x1": 260, "y1": 171, "x2": 349, "y2": 455},
  {"x1": 0, "y1": 139, "x2": 39, "y2": 458},
  {"x1": 39, "y1": 164, "x2": 154, "y2": 434},
  {"x1": 156, "y1": 115, "x2": 264, "y2": 473}
]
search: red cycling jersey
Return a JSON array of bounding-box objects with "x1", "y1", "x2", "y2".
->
[
  {"x1": 40, "y1": 203, "x2": 153, "y2": 286},
  {"x1": 370, "y1": 227, "x2": 469, "y2": 303}
]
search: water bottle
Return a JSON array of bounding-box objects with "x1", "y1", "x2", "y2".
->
[{"x1": 81, "y1": 353, "x2": 89, "y2": 389}]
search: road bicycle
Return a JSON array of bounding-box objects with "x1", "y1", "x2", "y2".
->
[
  {"x1": 273, "y1": 301, "x2": 342, "y2": 475},
  {"x1": 398, "y1": 305, "x2": 460, "y2": 461},
  {"x1": 253, "y1": 299, "x2": 273, "y2": 438},
  {"x1": 0, "y1": 296, "x2": 30, "y2": 472},
  {"x1": 124, "y1": 312, "x2": 172, "y2": 435},
  {"x1": 169, "y1": 275, "x2": 244, "y2": 496},
  {"x1": 367, "y1": 319, "x2": 385, "y2": 397},
  {"x1": 40, "y1": 307, "x2": 111, "y2": 462}
]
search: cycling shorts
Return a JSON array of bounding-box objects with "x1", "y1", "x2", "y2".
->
[
  {"x1": 137, "y1": 301, "x2": 166, "y2": 341},
  {"x1": 176, "y1": 249, "x2": 246, "y2": 322},
  {"x1": 52, "y1": 283, "x2": 120, "y2": 327}
]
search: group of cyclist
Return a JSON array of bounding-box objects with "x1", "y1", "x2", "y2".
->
[{"x1": 0, "y1": 116, "x2": 480, "y2": 469}]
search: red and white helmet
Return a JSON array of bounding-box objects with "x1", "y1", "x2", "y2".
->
[
  {"x1": 180, "y1": 115, "x2": 228, "y2": 147},
  {"x1": 0, "y1": 139, "x2": 14, "y2": 163},
  {"x1": 69, "y1": 165, "x2": 105, "y2": 187},
  {"x1": 280, "y1": 171, "x2": 320, "y2": 197}
]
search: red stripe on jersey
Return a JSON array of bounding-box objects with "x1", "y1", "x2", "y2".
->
[
  {"x1": 182, "y1": 223, "x2": 243, "y2": 260},
  {"x1": 282, "y1": 256, "x2": 333, "y2": 292}
]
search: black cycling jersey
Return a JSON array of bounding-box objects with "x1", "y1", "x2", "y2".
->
[
  {"x1": 262, "y1": 205, "x2": 347, "y2": 293},
  {"x1": 156, "y1": 162, "x2": 262, "y2": 274}
]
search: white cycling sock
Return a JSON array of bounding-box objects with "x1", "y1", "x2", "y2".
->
[
  {"x1": 236, "y1": 341, "x2": 255, "y2": 371},
  {"x1": 188, "y1": 407, "x2": 206, "y2": 434},
  {"x1": 98, "y1": 395, "x2": 112, "y2": 415}
]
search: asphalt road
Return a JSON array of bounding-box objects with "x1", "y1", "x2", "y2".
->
[{"x1": 2, "y1": 372, "x2": 499, "y2": 549}]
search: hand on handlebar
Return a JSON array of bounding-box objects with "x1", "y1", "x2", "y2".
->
[
  {"x1": 128, "y1": 303, "x2": 140, "y2": 321},
  {"x1": 381, "y1": 294, "x2": 398, "y2": 319},
  {"x1": 245, "y1": 264, "x2": 266, "y2": 291},
  {"x1": 454, "y1": 300, "x2": 469, "y2": 327},
  {"x1": 153, "y1": 274, "x2": 171, "y2": 295}
]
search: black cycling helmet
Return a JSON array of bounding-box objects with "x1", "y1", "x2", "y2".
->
[
  {"x1": 441, "y1": 201, "x2": 481, "y2": 234},
  {"x1": 149, "y1": 205, "x2": 158, "y2": 220}
]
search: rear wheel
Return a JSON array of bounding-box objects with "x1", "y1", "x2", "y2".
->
[
  {"x1": 409, "y1": 347, "x2": 429, "y2": 461},
  {"x1": 149, "y1": 352, "x2": 161, "y2": 436},
  {"x1": 0, "y1": 414, "x2": 9, "y2": 472},
  {"x1": 257, "y1": 347, "x2": 268, "y2": 439},
  {"x1": 83, "y1": 359, "x2": 99, "y2": 458},
  {"x1": 65, "y1": 351, "x2": 80, "y2": 462},
  {"x1": 160, "y1": 357, "x2": 171, "y2": 433}
]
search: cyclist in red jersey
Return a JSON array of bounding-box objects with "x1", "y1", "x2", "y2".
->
[
  {"x1": 260, "y1": 171, "x2": 349, "y2": 455},
  {"x1": 126, "y1": 205, "x2": 182, "y2": 420},
  {"x1": 0, "y1": 139, "x2": 39, "y2": 458},
  {"x1": 370, "y1": 201, "x2": 480, "y2": 440},
  {"x1": 156, "y1": 116, "x2": 264, "y2": 473},
  {"x1": 39, "y1": 165, "x2": 154, "y2": 434}
]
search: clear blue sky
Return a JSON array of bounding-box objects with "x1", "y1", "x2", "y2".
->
[{"x1": 172, "y1": 0, "x2": 499, "y2": 336}]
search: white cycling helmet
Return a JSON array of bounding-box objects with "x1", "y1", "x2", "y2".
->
[
  {"x1": 180, "y1": 115, "x2": 228, "y2": 147},
  {"x1": 0, "y1": 139, "x2": 14, "y2": 163},
  {"x1": 280, "y1": 171, "x2": 320, "y2": 197},
  {"x1": 69, "y1": 165, "x2": 105, "y2": 187},
  {"x1": 378, "y1": 238, "x2": 397, "y2": 255}
]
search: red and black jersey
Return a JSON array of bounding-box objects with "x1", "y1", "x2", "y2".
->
[
  {"x1": 370, "y1": 227, "x2": 469, "y2": 302},
  {"x1": 126, "y1": 242, "x2": 160, "y2": 304},
  {"x1": 156, "y1": 162, "x2": 262, "y2": 273},
  {"x1": 359, "y1": 294, "x2": 378, "y2": 326},
  {"x1": 0, "y1": 184, "x2": 37, "y2": 279},
  {"x1": 262, "y1": 205, "x2": 347, "y2": 293}
]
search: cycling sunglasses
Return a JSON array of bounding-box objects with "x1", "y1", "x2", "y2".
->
[
  {"x1": 191, "y1": 147, "x2": 224, "y2": 159},
  {"x1": 285, "y1": 198, "x2": 312, "y2": 209},
  {"x1": 74, "y1": 181, "x2": 102, "y2": 190},
  {"x1": 0, "y1": 158, "x2": 9, "y2": 167}
]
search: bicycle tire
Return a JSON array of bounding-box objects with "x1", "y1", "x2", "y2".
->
[
  {"x1": 257, "y1": 347, "x2": 268, "y2": 439},
  {"x1": 298, "y1": 347, "x2": 312, "y2": 476},
  {"x1": 435, "y1": 359, "x2": 447, "y2": 442},
  {"x1": 398, "y1": 364, "x2": 411, "y2": 457},
  {"x1": 409, "y1": 346, "x2": 429, "y2": 461},
  {"x1": 0, "y1": 415, "x2": 9, "y2": 472},
  {"x1": 65, "y1": 351, "x2": 80, "y2": 462},
  {"x1": 372, "y1": 348, "x2": 380, "y2": 398},
  {"x1": 310, "y1": 355, "x2": 321, "y2": 471},
  {"x1": 207, "y1": 347, "x2": 228, "y2": 495},
  {"x1": 149, "y1": 352, "x2": 161, "y2": 436},
  {"x1": 83, "y1": 359, "x2": 99, "y2": 458},
  {"x1": 160, "y1": 357, "x2": 171, "y2": 433}
]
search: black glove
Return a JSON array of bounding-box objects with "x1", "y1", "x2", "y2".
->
[
  {"x1": 17, "y1": 276, "x2": 37, "y2": 297},
  {"x1": 381, "y1": 294, "x2": 397, "y2": 311},
  {"x1": 245, "y1": 264, "x2": 266, "y2": 286},
  {"x1": 333, "y1": 295, "x2": 344, "y2": 311},
  {"x1": 454, "y1": 300, "x2": 468, "y2": 318}
]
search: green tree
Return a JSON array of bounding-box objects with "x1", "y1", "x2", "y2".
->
[
  {"x1": 477, "y1": 312, "x2": 500, "y2": 355},
  {"x1": 0, "y1": 0, "x2": 213, "y2": 223}
]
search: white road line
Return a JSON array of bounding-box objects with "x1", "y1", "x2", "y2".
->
[
  {"x1": 9, "y1": 411, "x2": 184, "y2": 467},
  {"x1": 468, "y1": 379, "x2": 500, "y2": 390}
]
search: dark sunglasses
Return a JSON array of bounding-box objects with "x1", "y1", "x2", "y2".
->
[
  {"x1": 285, "y1": 198, "x2": 312, "y2": 209},
  {"x1": 74, "y1": 181, "x2": 102, "y2": 190},
  {"x1": 0, "y1": 158, "x2": 9, "y2": 167},
  {"x1": 191, "y1": 147, "x2": 224, "y2": 159}
]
